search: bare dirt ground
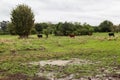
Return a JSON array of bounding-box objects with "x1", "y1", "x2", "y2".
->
[
  {"x1": 29, "y1": 58, "x2": 120, "y2": 80},
  {"x1": 29, "y1": 58, "x2": 92, "y2": 66},
  {"x1": 0, "y1": 73, "x2": 49, "y2": 80},
  {"x1": 0, "y1": 58, "x2": 120, "y2": 80}
]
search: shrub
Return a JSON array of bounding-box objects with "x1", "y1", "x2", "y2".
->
[{"x1": 11, "y1": 4, "x2": 34, "y2": 38}]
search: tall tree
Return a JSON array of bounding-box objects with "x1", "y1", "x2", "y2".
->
[
  {"x1": 11, "y1": 4, "x2": 34, "y2": 38},
  {"x1": 99, "y1": 20, "x2": 113, "y2": 32}
]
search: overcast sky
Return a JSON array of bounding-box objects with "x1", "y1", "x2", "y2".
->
[{"x1": 1, "y1": 0, "x2": 120, "y2": 25}]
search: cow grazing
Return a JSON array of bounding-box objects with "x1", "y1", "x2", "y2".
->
[
  {"x1": 69, "y1": 34, "x2": 75, "y2": 38},
  {"x1": 108, "y1": 32, "x2": 115, "y2": 37},
  {"x1": 88, "y1": 32, "x2": 93, "y2": 36},
  {"x1": 37, "y1": 34, "x2": 42, "y2": 38}
]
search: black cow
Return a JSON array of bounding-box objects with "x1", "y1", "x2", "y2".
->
[
  {"x1": 37, "y1": 34, "x2": 42, "y2": 38},
  {"x1": 108, "y1": 32, "x2": 115, "y2": 37}
]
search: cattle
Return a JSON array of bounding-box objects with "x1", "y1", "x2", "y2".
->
[
  {"x1": 69, "y1": 34, "x2": 75, "y2": 38},
  {"x1": 88, "y1": 32, "x2": 93, "y2": 36},
  {"x1": 37, "y1": 34, "x2": 42, "y2": 38},
  {"x1": 108, "y1": 32, "x2": 115, "y2": 37}
]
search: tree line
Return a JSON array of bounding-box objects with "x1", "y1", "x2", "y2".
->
[
  {"x1": 1, "y1": 20, "x2": 120, "y2": 35},
  {"x1": 0, "y1": 4, "x2": 120, "y2": 38}
]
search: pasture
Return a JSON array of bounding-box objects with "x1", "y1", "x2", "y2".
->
[{"x1": 0, "y1": 33, "x2": 120, "y2": 79}]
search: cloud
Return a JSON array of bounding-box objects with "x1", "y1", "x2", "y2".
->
[{"x1": 0, "y1": 0, "x2": 120, "y2": 25}]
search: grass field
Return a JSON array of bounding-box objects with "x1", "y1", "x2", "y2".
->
[{"x1": 0, "y1": 33, "x2": 120, "y2": 79}]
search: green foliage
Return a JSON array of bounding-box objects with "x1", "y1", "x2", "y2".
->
[
  {"x1": 7, "y1": 22, "x2": 16, "y2": 35},
  {"x1": 54, "y1": 22, "x2": 64, "y2": 36},
  {"x1": 33, "y1": 20, "x2": 120, "y2": 35},
  {"x1": 54, "y1": 22, "x2": 76, "y2": 36},
  {"x1": 61, "y1": 22, "x2": 75, "y2": 36},
  {"x1": 80, "y1": 23, "x2": 94, "y2": 35},
  {"x1": 35, "y1": 22, "x2": 55, "y2": 35},
  {"x1": 99, "y1": 20, "x2": 113, "y2": 32},
  {"x1": 11, "y1": 4, "x2": 34, "y2": 38},
  {"x1": 43, "y1": 28, "x2": 49, "y2": 38},
  {"x1": 31, "y1": 27, "x2": 37, "y2": 34},
  {"x1": 54, "y1": 22, "x2": 94, "y2": 36},
  {"x1": 94, "y1": 26, "x2": 101, "y2": 32},
  {"x1": 112, "y1": 25, "x2": 120, "y2": 32},
  {"x1": 35, "y1": 23, "x2": 43, "y2": 34}
]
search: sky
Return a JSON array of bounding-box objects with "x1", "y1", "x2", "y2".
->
[{"x1": 0, "y1": 0, "x2": 120, "y2": 25}]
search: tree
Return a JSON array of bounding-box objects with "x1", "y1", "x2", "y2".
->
[
  {"x1": 117, "y1": 24, "x2": 120, "y2": 32},
  {"x1": 46, "y1": 22, "x2": 55, "y2": 34},
  {"x1": 74, "y1": 22, "x2": 82, "y2": 35},
  {"x1": 7, "y1": 22, "x2": 16, "y2": 35},
  {"x1": 78, "y1": 23, "x2": 94, "y2": 35},
  {"x1": 0, "y1": 21, "x2": 9, "y2": 34},
  {"x1": 11, "y1": 4, "x2": 34, "y2": 38},
  {"x1": 112, "y1": 25, "x2": 120, "y2": 33},
  {"x1": 99, "y1": 20, "x2": 113, "y2": 32},
  {"x1": 43, "y1": 28, "x2": 49, "y2": 38},
  {"x1": 62, "y1": 22, "x2": 75, "y2": 36},
  {"x1": 35, "y1": 22, "x2": 54, "y2": 34},
  {"x1": 35, "y1": 23, "x2": 43, "y2": 34},
  {"x1": 54, "y1": 22, "x2": 64, "y2": 36},
  {"x1": 54, "y1": 22, "x2": 75, "y2": 36},
  {"x1": 94, "y1": 26, "x2": 100, "y2": 32},
  {"x1": 31, "y1": 27, "x2": 37, "y2": 34}
]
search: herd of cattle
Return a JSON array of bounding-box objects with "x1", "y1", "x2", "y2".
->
[{"x1": 37, "y1": 32, "x2": 115, "y2": 38}]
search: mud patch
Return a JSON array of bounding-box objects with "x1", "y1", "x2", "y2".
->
[
  {"x1": 29, "y1": 58, "x2": 93, "y2": 80},
  {"x1": 29, "y1": 58, "x2": 92, "y2": 66},
  {"x1": 0, "y1": 73, "x2": 50, "y2": 80},
  {"x1": 28, "y1": 58, "x2": 120, "y2": 80}
]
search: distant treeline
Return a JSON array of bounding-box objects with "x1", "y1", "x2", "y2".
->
[{"x1": 0, "y1": 20, "x2": 120, "y2": 36}]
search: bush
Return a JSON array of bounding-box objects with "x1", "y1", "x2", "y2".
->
[
  {"x1": 11, "y1": 4, "x2": 34, "y2": 38},
  {"x1": 7, "y1": 22, "x2": 16, "y2": 35}
]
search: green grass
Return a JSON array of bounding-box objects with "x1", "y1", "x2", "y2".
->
[{"x1": 0, "y1": 33, "x2": 120, "y2": 79}]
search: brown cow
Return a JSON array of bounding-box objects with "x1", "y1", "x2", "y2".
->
[{"x1": 69, "y1": 34, "x2": 75, "y2": 38}]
